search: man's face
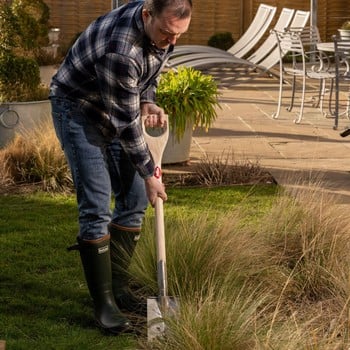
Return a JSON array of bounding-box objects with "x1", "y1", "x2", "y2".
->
[{"x1": 142, "y1": 8, "x2": 191, "y2": 49}]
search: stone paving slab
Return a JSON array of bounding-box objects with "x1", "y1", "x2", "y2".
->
[{"x1": 185, "y1": 71, "x2": 350, "y2": 204}]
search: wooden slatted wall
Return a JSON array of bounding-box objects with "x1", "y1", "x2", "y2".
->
[
  {"x1": 251, "y1": 0, "x2": 350, "y2": 41},
  {"x1": 178, "y1": 0, "x2": 241, "y2": 45},
  {"x1": 44, "y1": 0, "x2": 241, "y2": 46},
  {"x1": 44, "y1": 1, "x2": 350, "y2": 47},
  {"x1": 321, "y1": 0, "x2": 350, "y2": 40},
  {"x1": 44, "y1": 0, "x2": 111, "y2": 46}
]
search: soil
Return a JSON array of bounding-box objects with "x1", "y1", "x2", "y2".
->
[
  {"x1": 162, "y1": 162, "x2": 277, "y2": 188},
  {"x1": 0, "y1": 162, "x2": 277, "y2": 195}
]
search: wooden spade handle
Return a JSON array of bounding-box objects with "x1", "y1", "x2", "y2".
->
[
  {"x1": 142, "y1": 115, "x2": 169, "y2": 168},
  {"x1": 141, "y1": 115, "x2": 169, "y2": 298}
]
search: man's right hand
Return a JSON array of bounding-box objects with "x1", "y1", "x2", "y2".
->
[{"x1": 144, "y1": 176, "x2": 167, "y2": 207}]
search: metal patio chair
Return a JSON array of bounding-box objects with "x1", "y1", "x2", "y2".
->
[
  {"x1": 254, "y1": 10, "x2": 310, "y2": 75},
  {"x1": 272, "y1": 26, "x2": 335, "y2": 124}
]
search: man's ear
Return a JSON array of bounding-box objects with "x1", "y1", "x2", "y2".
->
[{"x1": 142, "y1": 8, "x2": 151, "y2": 20}]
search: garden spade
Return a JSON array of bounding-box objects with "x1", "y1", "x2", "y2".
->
[{"x1": 141, "y1": 115, "x2": 179, "y2": 342}]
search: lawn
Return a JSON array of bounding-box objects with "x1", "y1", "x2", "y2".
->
[{"x1": 0, "y1": 185, "x2": 277, "y2": 350}]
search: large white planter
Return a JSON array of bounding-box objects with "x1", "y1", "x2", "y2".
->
[
  {"x1": 338, "y1": 29, "x2": 350, "y2": 40},
  {"x1": 162, "y1": 124, "x2": 193, "y2": 165},
  {"x1": 0, "y1": 100, "x2": 51, "y2": 148}
]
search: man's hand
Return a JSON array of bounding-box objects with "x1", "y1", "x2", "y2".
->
[
  {"x1": 141, "y1": 103, "x2": 167, "y2": 128},
  {"x1": 144, "y1": 175, "x2": 167, "y2": 206},
  {"x1": 141, "y1": 103, "x2": 168, "y2": 206}
]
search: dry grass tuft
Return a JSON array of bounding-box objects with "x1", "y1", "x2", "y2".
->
[
  {"x1": 0, "y1": 119, "x2": 72, "y2": 192},
  {"x1": 194, "y1": 151, "x2": 273, "y2": 186},
  {"x1": 136, "y1": 180, "x2": 350, "y2": 349},
  {"x1": 164, "y1": 150, "x2": 274, "y2": 187},
  {"x1": 1, "y1": 123, "x2": 274, "y2": 193}
]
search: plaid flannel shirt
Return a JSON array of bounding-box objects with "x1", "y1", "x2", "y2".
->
[{"x1": 50, "y1": 1, "x2": 172, "y2": 178}]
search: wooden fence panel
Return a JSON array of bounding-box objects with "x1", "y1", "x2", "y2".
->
[
  {"x1": 44, "y1": 0, "x2": 350, "y2": 47},
  {"x1": 251, "y1": 0, "x2": 349, "y2": 41},
  {"x1": 178, "y1": 0, "x2": 241, "y2": 45},
  {"x1": 45, "y1": 0, "x2": 110, "y2": 46},
  {"x1": 321, "y1": 0, "x2": 350, "y2": 41}
]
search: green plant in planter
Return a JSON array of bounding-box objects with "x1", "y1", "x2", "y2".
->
[
  {"x1": 156, "y1": 67, "x2": 220, "y2": 142},
  {"x1": 341, "y1": 20, "x2": 350, "y2": 30},
  {"x1": 338, "y1": 20, "x2": 350, "y2": 40},
  {"x1": 0, "y1": 0, "x2": 51, "y2": 102}
]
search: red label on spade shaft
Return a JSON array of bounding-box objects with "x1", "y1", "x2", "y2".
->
[{"x1": 154, "y1": 166, "x2": 162, "y2": 179}]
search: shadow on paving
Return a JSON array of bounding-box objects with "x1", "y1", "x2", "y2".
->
[
  {"x1": 267, "y1": 167, "x2": 350, "y2": 204},
  {"x1": 193, "y1": 127, "x2": 347, "y2": 144}
]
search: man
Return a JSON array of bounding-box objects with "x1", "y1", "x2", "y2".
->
[{"x1": 49, "y1": 0, "x2": 192, "y2": 335}]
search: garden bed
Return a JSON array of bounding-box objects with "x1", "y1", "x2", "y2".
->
[{"x1": 162, "y1": 161, "x2": 276, "y2": 188}]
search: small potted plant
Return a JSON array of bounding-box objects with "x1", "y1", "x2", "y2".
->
[
  {"x1": 156, "y1": 66, "x2": 220, "y2": 164},
  {"x1": 339, "y1": 20, "x2": 350, "y2": 40}
]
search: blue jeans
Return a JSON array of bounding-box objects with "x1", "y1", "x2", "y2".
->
[{"x1": 50, "y1": 97, "x2": 148, "y2": 240}]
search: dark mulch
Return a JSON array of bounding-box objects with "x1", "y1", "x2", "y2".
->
[
  {"x1": 0, "y1": 162, "x2": 276, "y2": 195},
  {"x1": 0, "y1": 182, "x2": 55, "y2": 195},
  {"x1": 162, "y1": 162, "x2": 277, "y2": 188}
]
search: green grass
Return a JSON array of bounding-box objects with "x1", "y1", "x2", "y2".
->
[
  {"x1": 3, "y1": 184, "x2": 350, "y2": 349},
  {"x1": 166, "y1": 185, "x2": 275, "y2": 217},
  {"x1": 0, "y1": 185, "x2": 277, "y2": 349}
]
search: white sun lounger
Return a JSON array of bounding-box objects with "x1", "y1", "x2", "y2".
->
[
  {"x1": 168, "y1": 7, "x2": 295, "y2": 67},
  {"x1": 170, "y1": 4, "x2": 277, "y2": 59},
  {"x1": 167, "y1": 9, "x2": 310, "y2": 80}
]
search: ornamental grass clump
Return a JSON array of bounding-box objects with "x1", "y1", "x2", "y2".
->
[
  {"x1": 193, "y1": 150, "x2": 272, "y2": 186},
  {"x1": 132, "y1": 210, "x2": 270, "y2": 297},
  {"x1": 135, "y1": 180, "x2": 350, "y2": 349},
  {"x1": 258, "y1": 182, "x2": 350, "y2": 304},
  {"x1": 0, "y1": 119, "x2": 72, "y2": 192},
  {"x1": 156, "y1": 67, "x2": 220, "y2": 142},
  {"x1": 2, "y1": 173, "x2": 350, "y2": 348},
  {"x1": 341, "y1": 20, "x2": 350, "y2": 30}
]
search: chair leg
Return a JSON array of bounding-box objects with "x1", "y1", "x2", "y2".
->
[
  {"x1": 287, "y1": 75, "x2": 296, "y2": 112},
  {"x1": 318, "y1": 79, "x2": 327, "y2": 116},
  {"x1": 294, "y1": 75, "x2": 306, "y2": 124},
  {"x1": 272, "y1": 65, "x2": 284, "y2": 120},
  {"x1": 330, "y1": 80, "x2": 350, "y2": 125},
  {"x1": 334, "y1": 74, "x2": 340, "y2": 130},
  {"x1": 327, "y1": 78, "x2": 335, "y2": 117},
  {"x1": 346, "y1": 85, "x2": 350, "y2": 120},
  {"x1": 313, "y1": 79, "x2": 323, "y2": 109}
]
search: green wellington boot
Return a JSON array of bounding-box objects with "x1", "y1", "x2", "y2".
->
[
  {"x1": 74, "y1": 235, "x2": 132, "y2": 334},
  {"x1": 108, "y1": 223, "x2": 147, "y2": 316}
]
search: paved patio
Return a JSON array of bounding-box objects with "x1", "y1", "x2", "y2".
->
[{"x1": 171, "y1": 68, "x2": 350, "y2": 205}]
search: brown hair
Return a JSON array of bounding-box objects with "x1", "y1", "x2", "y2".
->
[{"x1": 143, "y1": 0, "x2": 192, "y2": 19}]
